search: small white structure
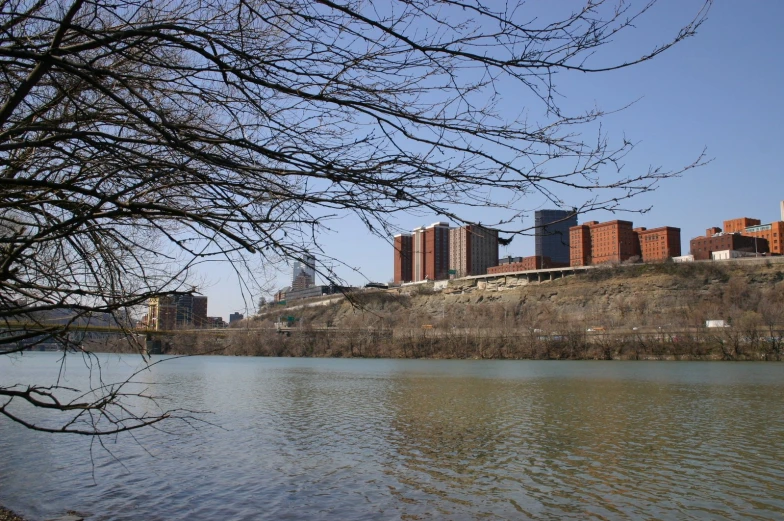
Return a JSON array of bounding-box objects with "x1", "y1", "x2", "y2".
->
[
  {"x1": 706, "y1": 320, "x2": 729, "y2": 328},
  {"x1": 672, "y1": 255, "x2": 694, "y2": 263},
  {"x1": 711, "y1": 250, "x2": 757, "y2": 261}
]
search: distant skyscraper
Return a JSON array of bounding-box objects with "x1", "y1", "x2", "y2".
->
[
  {"x1": 292, "y1": 253, "x2": 316, "y2": 287},
  {"x1": 535, "y1": 209, "x2": 578, "y2": 265}
]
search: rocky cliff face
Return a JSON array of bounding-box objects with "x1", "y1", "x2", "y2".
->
[
  {"x1": 285, "y1": 260, "x2": 784, "y2": 331},
  {"x1": 207, "y1": 259, "x2": 784, "y2": 360}
]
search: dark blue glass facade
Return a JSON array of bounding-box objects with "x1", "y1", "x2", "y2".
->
[{"x1": 534, "y1": 210, "x2": 577, "y2": 265}]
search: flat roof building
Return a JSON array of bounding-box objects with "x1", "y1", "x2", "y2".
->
[
  {"x1": 636, "y1": 227, "x2": 682, "y2": 262},
  {"x1": 690, "y1": 233, "x2": 769, "y2": 260},
  {"x1": 570, "y1": 220, "x2": 680, "y2": 266},
  {"x1": 738, "y1": 221, "x2": 784, "y2": 256},
  {"x1": 535, "y1": 210, "x2": 577, "y2": 265},
  {"x1": 449, "y1": 225, "x2": 499, "y2": 278},
  {"x1": 569, "y1": 220, "x2": 638, "y2": 266},
  {"x1": 393, "y1": 234, "x2": 413, "y2": 284},
  {"x1": 412, "y1": 222, "x2": 450, "y2": 281},
  {"x1": 723, "y1": 218, "x2": 761, "y2": 234}
]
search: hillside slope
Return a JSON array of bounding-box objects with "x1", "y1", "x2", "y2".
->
[{"x1": 190, "y1": 260, "x2": 784, "y2": 360}]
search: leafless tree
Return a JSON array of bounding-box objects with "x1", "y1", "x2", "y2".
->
[{"x1": 1, "y1": 0, "x2": 711, "y2": 433}]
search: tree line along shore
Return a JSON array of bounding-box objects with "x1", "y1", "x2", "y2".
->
[{"x1": 95, "y1": 260, "x2": 784, "y2": 361}]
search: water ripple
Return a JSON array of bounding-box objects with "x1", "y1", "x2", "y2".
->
[{"x1": 1, "y1": 356, "x2": 784, "y2": 520}]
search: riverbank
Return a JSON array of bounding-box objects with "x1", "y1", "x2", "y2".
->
[
  {"x1": 0, "y1": 506, "x2": 26, "y2": 521},
  {"x1": 86, "y1": 260, "x2": 784, "y2": 360}
]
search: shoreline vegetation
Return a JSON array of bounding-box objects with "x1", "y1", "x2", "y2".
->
[
  {"x1": 97, "y1": 260, "x2": 783, "y2": 361},
  {"x1": 0, "y1": 506, "x2": 26, "y2": 521}
]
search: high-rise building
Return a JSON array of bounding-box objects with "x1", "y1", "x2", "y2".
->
[
  {"x1": 393, "y1": 233, "x2": 413, "y2": 283},
  {"x1": 292, "y1": 253, "x2": 316, "y2": 287},
  {"x1": 449, "y1": 225, "x2": 499, "y2": 277},
  {"x1": 535, "y1": 210, "x2": 578, "y2": 265},
  {"x1": 229, "y1": 312, "x2": 244, "y2": 324},
  {"x1": 412, "y1": 222, "x2": 450, "y2": 281}
]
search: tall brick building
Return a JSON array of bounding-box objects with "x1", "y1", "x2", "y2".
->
[
  {"x1": 569, "y1": 223, "x2": 593, "y2": 267},
  {"x1": 412, "y1": 222, "x2": 450, "y2": 281},
  {"x1": 393, "y1": 233, "x2": 413, "y2": 284},
  {"x1": 448, "y1": 225, "x2": 499, "y2": 278}
]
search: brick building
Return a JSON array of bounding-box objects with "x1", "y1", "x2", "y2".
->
[
  {"x1": 535, "y1": 209, "x2": 578, "y2": 265},
  {"x1": 449, "y1": 225, "x2": 499, "y2": 278},
  {"x1": 635, "y1": 227, "x2": 682, "y2": 262},
  {"x1": 569, "y1": 220, "x2": 639, "y2": 266},
  {"x1": 569, "y1": 223, "x2": 593, "y2": 267},
  {"x1": 487, "y1": 255, "x2": 567, "y2": 274},
  {"x1": 570, "y1": 220, "x2": 681, "y2": 266},
  {"x1": 720, "y1": 216, "x2": 784, "y2": 256},
  {"x1": 723, "y1": 217, "x2": 760, "y2": 234},
  {"x1": 707, "y1": 208, "x2": 784, "y2": 256},
  {"x1": 412, "y1": 222, "x2": 450, "y2": 281},
  {"x1": 690, "y1": 233, "x2": 769, "y2": 260},
  {"x1": 393, "y1": 233, "x2": 413, "y2": 284}
]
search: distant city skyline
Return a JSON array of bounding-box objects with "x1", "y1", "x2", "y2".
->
[{"x1": 194, "y1": 1, "x2": 784, "y2": 318}]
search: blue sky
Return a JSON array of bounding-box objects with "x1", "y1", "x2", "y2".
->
[{"x1": 199, "y1": 0, "x2": 784, "y2": 319}]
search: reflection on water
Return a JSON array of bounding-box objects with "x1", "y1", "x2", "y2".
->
[{"x1": 1, "y1": 355, "x2": 784, "y2": 520}]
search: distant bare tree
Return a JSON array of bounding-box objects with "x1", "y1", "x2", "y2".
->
[{"x1": 1, "y1": 0, "x2": 710, "y2": 433}]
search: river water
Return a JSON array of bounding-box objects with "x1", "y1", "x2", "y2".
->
[{"x1": 1, "y1": 354, "x2": 783, "y2": 520}]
